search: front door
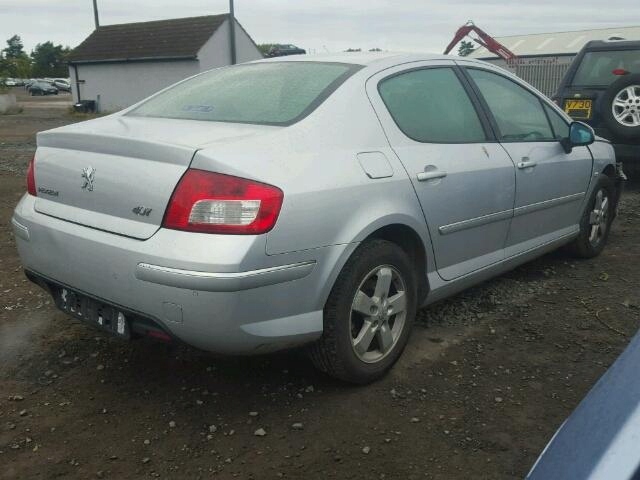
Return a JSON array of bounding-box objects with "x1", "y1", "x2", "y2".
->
[
  {"x1": 462, "y1": 66, "x2": 593, "y2": 254},
  {"x1": 367, "y1": 62, "x2": 516, "y2": 280}
]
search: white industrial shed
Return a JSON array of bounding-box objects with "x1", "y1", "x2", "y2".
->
[
  {"x1": 470, "y1": 25, "x2": 640, "y2": 97},
  {"x1": 67, "y1": 14, "x2": 263, "y2": 112}
]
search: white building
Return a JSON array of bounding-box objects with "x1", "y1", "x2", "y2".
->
[
  {"x1": 470, "y1": 25, "x2": 640, "y2": 97},
  {"x1": 67, "y1": 14, "x2": 263, "y2": 112}
]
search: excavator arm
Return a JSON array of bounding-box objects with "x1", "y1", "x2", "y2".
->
[{"x1": 444, "y1": 21, "x2": 517, "y2": 62}]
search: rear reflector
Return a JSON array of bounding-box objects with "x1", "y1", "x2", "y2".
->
[
  {"x1": 162, "y1": 169, "x2": 283, "y2": 234},
  {"x1": 26, "y1": 156, "x2": 36, "y2": 196},
  {"x1": 146, "y1": 329, "x2": 172, "y2": 342}
]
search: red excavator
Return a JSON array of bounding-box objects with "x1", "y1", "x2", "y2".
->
[{"x1": 444, "y1": 21, "x2": 518, "y2": 62}]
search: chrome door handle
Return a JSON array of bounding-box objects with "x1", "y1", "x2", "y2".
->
[
  {"x1": 417, "y1": 170, "x2": 447, "y2": 181},
  {"x1": 517, "y1": 159, "x2": 537, "y2": 169}
]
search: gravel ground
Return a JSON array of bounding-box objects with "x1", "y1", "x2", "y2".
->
[
  {"x1": 1, "y1": 91, "x2": 639, "y2": 480},
  {"x1": 0, "y1": 89, "x2": 75, "y2": 175}
]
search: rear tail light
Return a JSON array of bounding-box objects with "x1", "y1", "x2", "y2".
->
[
  {"x1": 162, "y1": 169, "x2": 283, "y2": 234},
  {"x1": 26, "y1": 155, "x2": 36, "y2": 196},
  {"x1": 612, "y1": 68, "x2": 630, "y2": 76}
]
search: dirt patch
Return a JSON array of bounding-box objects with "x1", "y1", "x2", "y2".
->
[{"x1": 1, "y1": 101, "x2": 639, "y2": 480}]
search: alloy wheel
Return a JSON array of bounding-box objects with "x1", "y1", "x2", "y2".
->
[
  {"x1": 588, "y1": 188, "x2": 610, "y2": 247},
  {"x1": 612, "y1": 85, "x2": 640, "y2": 127},
  {"x1": 349, "y1": 265, "x2": 407, "y2": 364}
]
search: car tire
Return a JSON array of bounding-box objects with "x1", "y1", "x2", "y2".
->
[
  {"x1": 601, "y1": 74, "x2": 640, "y2": 142},
  {"x1": 568, "y1": 175, "x2": 616, "y2": 258},
  {"x1": 308, "y1": 239, "x2": 417, "y2": 384}
]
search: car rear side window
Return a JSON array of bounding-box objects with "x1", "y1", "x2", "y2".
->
[
  {"x1": 572, "y1": 50, "x2": 640, "y2": 86},
  {"x1": 467, "y1": 69, "x2": 554, "y2": 142},
  {"x1": 378, "y1": 68, "x2": 487, "y2": 143},
  {"x1": 128, "y1": 62, "x2": 360, "y2": 126}
]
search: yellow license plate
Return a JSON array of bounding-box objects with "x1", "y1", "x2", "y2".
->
[{"x1": 564, "y1": 99, "x2": 592, "y2": 120}]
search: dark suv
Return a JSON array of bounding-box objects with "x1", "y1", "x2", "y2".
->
[{"x1": 554, "y1": 40, "x2": 640, "y2": 175}]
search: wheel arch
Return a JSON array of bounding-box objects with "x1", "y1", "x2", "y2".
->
[
  {"x1": 587, "y1": 141, "x2": 618, "y2": 192},
  {"x1": 363, "y1": 223, "x2": 430, "y2": 302},
  {"x1": 318, "y1": 217, "x2": 433, "y2": 310},
  {"x1": 602, "y1": 163, "x2": 616, "y2": 178}
]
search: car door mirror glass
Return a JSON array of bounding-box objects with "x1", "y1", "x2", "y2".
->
[
  {"x1": 561, "y1": 122, "x2": 594, "y2": 153},
  {"x1": 569, "y1": 122, "x2": 594, "y2": 146}
]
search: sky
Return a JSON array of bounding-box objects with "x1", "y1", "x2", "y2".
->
[{"x1": 1, "y1": 0, "x2": 639, "y2": 54}]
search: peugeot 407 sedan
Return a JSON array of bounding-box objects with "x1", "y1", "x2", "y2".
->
[{"x1": 12, "y1": 53, "x2": 623, "y2": 384}]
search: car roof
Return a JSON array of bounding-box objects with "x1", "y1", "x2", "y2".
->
[
  {"x1": 583, "y1": 39, "x2": 640, "y2": 51},
  {"x1": 253, "y1": 52, "x2": 479, "y2": 69}
]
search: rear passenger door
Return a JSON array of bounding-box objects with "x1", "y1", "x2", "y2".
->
[
  {"x1": 367, "y1": 61, "x2": 516, "y2": 281},
  {"x1": 461, "y1": 66, "x2": 593, "y2": 255}
]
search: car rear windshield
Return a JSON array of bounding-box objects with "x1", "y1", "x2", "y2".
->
[
  {"x1": 572, "y1": 49, "x2": 640, "y2": 87},
  {"x1": 128, "y1": 62, "x2": 360, "y2": 126}
]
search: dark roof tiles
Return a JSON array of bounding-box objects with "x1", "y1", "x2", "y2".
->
[{"x1": 68, "y1": 14, "x2": 228, "y2": 63}]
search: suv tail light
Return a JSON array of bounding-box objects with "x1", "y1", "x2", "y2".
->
[
  {"x1": 26, "y1": 155, "x2": 36, "y2": 196},
  {"x1": 612, "y1": 68, "x2": 630, "y2": 76},
  {"x1": 162, "y1": 169, "x2": 283, "y2": 235}
]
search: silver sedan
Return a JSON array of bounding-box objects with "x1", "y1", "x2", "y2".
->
[{"x1": 12, "y1": 53, "x2": 623, "y2": 383}]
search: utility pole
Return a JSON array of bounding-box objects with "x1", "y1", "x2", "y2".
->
[
  {"x1": 229, "y1": 0, "x2": 237, "y2": 64},
  {"x1": 92, "y1": 0, "x2": 100, "y2": 29}
]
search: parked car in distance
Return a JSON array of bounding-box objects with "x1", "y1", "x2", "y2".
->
[
  {"x1": 4, "y1": 78, "x2": 17, "y2": 87},
  {"x1": 554, "y1": 39, "x2": 640, "y2": 176},
  {"x1": 527, "y1": 329, "x2": 640, "y2": 480},
  {"x1": 53, "y1": 79, "x2": 71, "y2": 92},
  {"x1": 12, "y1": 53, "x2": 623, "y2": 383},
  {"x1": 25, "y1": 79, "x2": 44, "y2": 91},
  {"x1": 267, "y1": 44, "x2": 306, "y2": 57},
  {"x1": 29, "y1": 81, "x2": 58, "y2": 96}
]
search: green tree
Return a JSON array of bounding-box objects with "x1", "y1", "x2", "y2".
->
[
  {"x1": 0, "y1": 57, "x2": 8, "y2": 78},
  {"x1": 10, "y1": 57, "x2": 31, "y2": 77},
  {"x1": 3, "y1": 35, "x2": 27, "y2": 59},
  {"x1": 30, "y1": 42, "x2": 70, "y2": 77},
  {"x1": 1, "y1": 35, "x2": 31, "y2": 77},
  {"x1": 458, "y1": 40, "x2": 476, "y2": 57}
]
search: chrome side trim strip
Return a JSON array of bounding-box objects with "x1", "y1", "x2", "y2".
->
[
  {"x1": 135, "y1": 261, "x2": 316, "y2": 292},
  {"x1": 11, "y1": 217, "x2": 30, "y2": 241},
  {"x1": 438, "y1": 192, "x2": 585, "y2": 236},
  {"x1": 439, "y1": 209, "x2": 512, "y2": 236},
  {"x1": 513, "y1": 192, "x2": 585, "y2": 217}
]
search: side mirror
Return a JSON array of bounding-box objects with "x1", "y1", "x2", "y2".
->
[{"x1": 560, "y1": 121, "x2": 595, "y2": 154}]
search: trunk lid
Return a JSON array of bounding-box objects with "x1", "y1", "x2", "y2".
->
[{"x1": 34, "y1": 116, "x2": 276, "y2": 239}]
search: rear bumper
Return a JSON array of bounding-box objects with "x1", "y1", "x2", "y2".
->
[
  {"x1": 12, "y1": 194, "x2": 355, "y2": 354},
  {"x1": 25, "y1": 270, "x2": 179, "y2": 342}
]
